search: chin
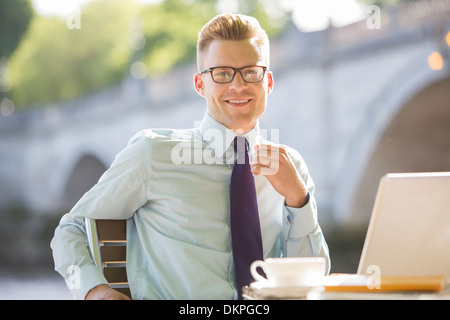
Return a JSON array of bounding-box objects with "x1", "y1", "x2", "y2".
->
[{"x1": 227, "y1": 116, "x2": 259, "y2": 131}]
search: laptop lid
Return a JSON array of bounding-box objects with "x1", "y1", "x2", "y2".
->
[{"x1": 357, "y1": 172, "x2": 450, "y2": 283}]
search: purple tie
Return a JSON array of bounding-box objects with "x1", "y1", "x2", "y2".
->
[{"x1": 230, "y1": 136, "x2": 264, "y2": 299}]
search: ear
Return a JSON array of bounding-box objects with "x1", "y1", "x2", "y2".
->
[
  {"x1": 194, "y1": 73, "x2": 205, "y2": 97},
  {"x1": 266, "y1": 71, "x2": 274, "y2": 95}
]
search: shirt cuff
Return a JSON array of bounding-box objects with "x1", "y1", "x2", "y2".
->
[
  {"x1": 283, "y1": 193, "x2": 318, "y2": 239},
  {"x1": 67, "y1": 263, "x2": 109, "y2": 300}
]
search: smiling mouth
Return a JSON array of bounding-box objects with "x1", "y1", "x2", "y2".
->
[{"x1": 225, "y1": 99, "x2": 252, "y2": 105}]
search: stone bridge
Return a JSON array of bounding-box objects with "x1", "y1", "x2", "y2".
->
[{"x1": 1, "y1": 1, "x2": 450, "y2": 231}]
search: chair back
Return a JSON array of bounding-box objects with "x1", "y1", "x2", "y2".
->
[{"x1": 85, "y1": 218, "x2": 131, "y2": 298}]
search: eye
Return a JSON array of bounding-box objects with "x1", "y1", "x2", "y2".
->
[
  {"x1": 217, "y1": 71, "x2": 232, "y2": 78},
  {"x1": 243, "y1": 67, "x2": 262, "y2": 81},
  {"x1": 245, "y1": 69, "x2": 257, "y2": 75},
  {"x1": 212, "y1": 68, "x2": 234, "y2": 82}
]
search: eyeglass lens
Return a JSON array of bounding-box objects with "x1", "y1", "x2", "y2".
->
[{"x1": 212, "y1": 67, "x2": 264, "y2": 83}]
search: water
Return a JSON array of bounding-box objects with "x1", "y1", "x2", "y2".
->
[{"x1": 0, "y1": 270, "x2": 73, "y2": 300}]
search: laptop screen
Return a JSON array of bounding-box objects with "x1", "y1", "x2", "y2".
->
[{"x1": 357, "y1": 172, "x2": 450, "y2": 283}]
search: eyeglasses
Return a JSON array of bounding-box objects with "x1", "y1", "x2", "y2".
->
[{"x1": 200, "y1": 66, "x2": 267, "y2": 84}]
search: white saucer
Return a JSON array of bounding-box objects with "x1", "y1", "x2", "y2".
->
[{"x1": 244, "y1": 281, "x2": 321, "y2": 300}]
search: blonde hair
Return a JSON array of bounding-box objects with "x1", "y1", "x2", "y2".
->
[{"x1": 196, "y1": 13, "x2": 270, "y2": 71}]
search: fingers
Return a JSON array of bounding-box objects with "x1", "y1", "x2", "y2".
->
[
  {"x1": 251, "y1": 144, "x2": 308, "y2": 207},
  {"x1": 86, "y1": 284, "x2": 131, "y2": 300},
  {"x1": 251, "y1": 144, "x2": 287, "y2": 176}
]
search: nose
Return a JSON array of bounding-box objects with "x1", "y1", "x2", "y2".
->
[{"x1": 228, "y1": 71, "x2": 248, "y2": 91}]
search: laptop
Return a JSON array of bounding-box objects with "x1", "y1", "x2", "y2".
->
[{"x1": 357, "y1": 172, "x2": 450, "y2": 284}]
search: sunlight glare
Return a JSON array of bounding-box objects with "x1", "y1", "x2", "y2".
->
[{"x1": 292, "y1": 0, "x2": 365, "y2": 32}]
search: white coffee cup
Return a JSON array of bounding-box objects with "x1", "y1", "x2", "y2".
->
[{"x1": 250, "y1": 257, "x2": 326, "y2": 287}]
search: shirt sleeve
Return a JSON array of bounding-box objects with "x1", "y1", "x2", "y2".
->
[
  {"x1": 50, "y1": 132, "x2": 150, "y2": 299},
  {"x1": 281, "y1": 147, "x2": 331, "y2": 274}
]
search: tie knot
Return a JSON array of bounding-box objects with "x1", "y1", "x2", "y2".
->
[
  {"x1": 233, "y1": 136, "x2": 249, "y2": 165},
  {"x1": 234, "y1": 136, "x2": 248, "y2": 155}
]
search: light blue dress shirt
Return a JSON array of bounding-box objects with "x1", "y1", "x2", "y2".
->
[{"x1": 51, "y1": 112, "x2": 330, "y2": 299}]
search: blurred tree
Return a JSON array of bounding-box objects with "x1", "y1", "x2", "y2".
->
[
  {"x1": 9, "y1": 0, "x2": 136, "y2": 107},
  {"x1": 8, "y1": 0, "x2": 291, "y2": 108},
  {"x1": 0, "y1": 0, "x2": 33, "y2": 104},
  {"x1": 0, "y1": 0, "x2": 34, "y2": 58},
  {"x1": 139, "y1": 0, "x2": 217, "y2": 74}
]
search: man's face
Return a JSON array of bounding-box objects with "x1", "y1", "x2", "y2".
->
[{"x1": 194, "y1": 39, "x2": 274, "y2": 132}]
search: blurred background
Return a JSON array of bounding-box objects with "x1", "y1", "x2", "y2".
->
[{"x1": 0, "y1": 0, "x2": 449, "y2": 299}]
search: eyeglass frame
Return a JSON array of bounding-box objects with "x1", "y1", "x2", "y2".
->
[{"x1": 200, "y1": 65, "x2": 268, "y2": 84}]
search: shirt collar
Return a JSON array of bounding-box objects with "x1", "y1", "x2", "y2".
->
[{"x1": 199, "y1": 111, "x2": 260, "y2": 159}]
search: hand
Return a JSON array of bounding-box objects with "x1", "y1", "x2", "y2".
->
[
  {"x1": 251, "y1": 144, "x2": 308, "y2": 208},
  {"x1": 85, "y1": 284, "x2": 131, "y2": 300}
]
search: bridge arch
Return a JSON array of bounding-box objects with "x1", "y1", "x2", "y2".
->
[
  {"x1": 349, "y1": 75, "x2": 450, "y2": 225},
  {"x1": 61, "y1": 154, "x2": 107, "y2": 212},
  {"x1": 335, "y1": 51, "x2": 450, "y2": 224},
  {"x1": 49, "y1": 141, "x2": 115, "y2": 214}
]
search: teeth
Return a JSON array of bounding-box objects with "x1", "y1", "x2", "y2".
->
[{"x1": 228, "y1": 100, "x2": 249, "y2": 104}]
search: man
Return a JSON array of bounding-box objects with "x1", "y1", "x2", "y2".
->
[{"x1": 51, "y1": 13, "x2": 330, "y2": 300}]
